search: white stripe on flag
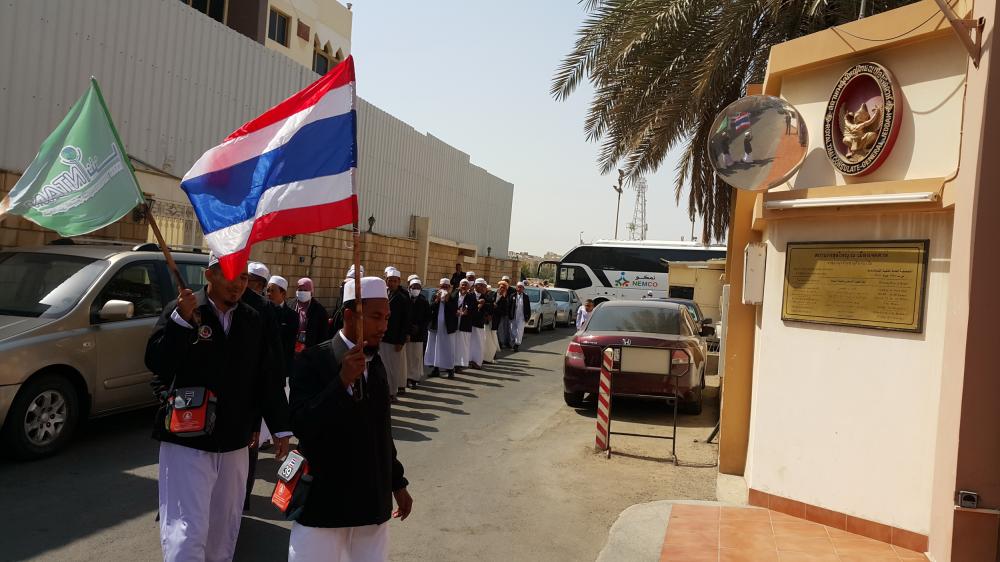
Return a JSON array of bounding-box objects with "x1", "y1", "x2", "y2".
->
[
  {"x1": 202, "y1": 170, "x2": 353, "y2": 255},
  {"x1": 182, "y1": 83, "x2": 355, "y2": 181}
]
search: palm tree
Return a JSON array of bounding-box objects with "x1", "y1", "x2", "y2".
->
[{"x1": 552, "y1": 0, "x2": 916, "y2": 242}]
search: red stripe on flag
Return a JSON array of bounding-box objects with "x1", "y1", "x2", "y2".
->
[
  {"x1": 225, "y1": 56, "x2": 356, "y2": 142},
  {"x1": 217, "y1": 195, "x2": 357, "y2": 280}
]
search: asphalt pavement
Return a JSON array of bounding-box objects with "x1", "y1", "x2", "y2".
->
[{"x1": 0, "y1": 327, "x2": 719, "y2": 562}]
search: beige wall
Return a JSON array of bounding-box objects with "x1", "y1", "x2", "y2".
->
[
  {"x1": 745, "y1": 211, "x2": 952, "y2": 534},
  {"x1": 265, "y1": 0, "x2": 352, "y2": 72},
  {"x1": 667, "y1": 262, "x2": 725, "y2": 321}
]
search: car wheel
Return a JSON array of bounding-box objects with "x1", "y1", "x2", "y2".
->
[
  {"x1": 536, "y1": 315, "x2": 544, "y2": 334},
  {"x1": 563, "y1": 391, "x2": 585, "y2": 408},
  {"x1": 2, "y1": 373, "x2": 81, "y2": 460},
  {"x1": 679, "y1": 382, "x2": 704, "y2": 415},
  {"x1": 547, "y1": 315, "x2": 557, "y2": 330}
]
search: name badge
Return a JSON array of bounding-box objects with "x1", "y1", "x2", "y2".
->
[{"x1": 198, "y1": 325, "x2": 213, "y2": 340}]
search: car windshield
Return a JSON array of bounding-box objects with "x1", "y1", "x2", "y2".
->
[
  {"x1": 525, "y1": 287, "x2": 541, "y2": 303},
  {"x1": 550, "y1": 291, "x2": 570, "y2": 302},
  {"x1": 585, "y1": 305, "x2": 683, "y2": 335},
  {"x1": 0, "y1": 252, "x2": 108, "y2": 318},
  {"x1": 682, "y1": 304, "x2": 700, "y2": 321}
]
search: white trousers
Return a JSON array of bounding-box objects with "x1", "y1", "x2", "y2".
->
[
  {"x1": 424, "y1": 329, "x2": 454, "y2": 370},
  {"x1": 158, "y1": 442, "x2": 249, "y2": 562},
  {"x1": 454, "y1": 331, "x2": 470, "y2": 367},
  {"x1": 469, "y1": 327, "x2": 486, "y2": 365},
  {"x1": 288, "y1": 522, "x2": 388, "y2": 562},
  {"x1": 511, "y1": 317, "x2": 526, "y2": 346},
  {"x1": 378, "y1": 342, "x2": 407, "y2": 394},
  {"x1": 404, "y1": 341, "x2": 425, "y2": 381},
  {"x1": 483, "y1": 329, "x2": 498, "y2": 363},
  {"x1": 259, "y1": 383, "x2": 290, "y2": 445}
]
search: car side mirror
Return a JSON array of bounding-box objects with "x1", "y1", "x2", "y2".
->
[
  {"x1": 701, "y1": 318, "x2": 714, "y2": 326},
  {"x1": 700, "y1": 325, "x2": 716, "y2": 337},
  {"x1": 99, "y1": 300, "x2": 134, "y2": 322}
]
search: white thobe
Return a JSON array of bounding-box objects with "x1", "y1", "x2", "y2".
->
[
  {"x1": 288, "y1": 522, "x2": 388, "y2": 562},
  {"x1": 576, "y1": 306, "x2": 591, "y2": 330},
  {"x1": 404, "y1": 342, "x2": 425, "y2": 381},
  {"x1": 424, "y1": 303, "x2": 455, "y2": 370},
  {"x1": 378, "y1": 341, "x2": 407, "y2": 394},
  {"x1": 483, "y1": 326, "x2": 498, "y2": 363},
  {"x1": 469, "y1": 326, "x2": 486, "y2": 365},
  {"x1": 511, "y1": 295, "x2": 526, "y2": 345}
]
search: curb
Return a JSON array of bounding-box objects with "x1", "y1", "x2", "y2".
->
[{"x1": 595, "y1": 499, "x2": 726, "y2": 562}]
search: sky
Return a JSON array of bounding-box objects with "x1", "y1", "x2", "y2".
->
[{"x1": 349, "y1": 1, "x2": 703, "y2": 257}]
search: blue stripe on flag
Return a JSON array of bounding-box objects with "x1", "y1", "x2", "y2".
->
[{"x1": 182, "y1": 111, "x2": 357, "y2": 233}]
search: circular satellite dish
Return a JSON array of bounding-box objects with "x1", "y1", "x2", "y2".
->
[{"x1": 707, "y1": 95, "x2": 809, "y2": 191}]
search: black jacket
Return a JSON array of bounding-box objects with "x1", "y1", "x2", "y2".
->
[
  {"x1": 382, "y1": 287, "x2": 411, "y2": 346},
  {"x1": 452, "y1": 290, "x2": 477, "y2": 332},
  {"x1": 449, "y1": 271, "x2": 465, "y2": 289},
  {"x1": 145, "y1": 290, "x2": 291, "y2": 452},
  {"x1": 296, "y1": 299, "x2": 329, "y2": 349},
  {"x1": 429, "y1": 292, "x2": 459, "y2": 334},
  {"x1": 471, "y1": 290, "x2": 492, "y2": 329},
  {"x1": 408, "y1": 294, "x2": 431, "y2": 343},
  {"x1": 289, "y1": 334, "x2": 407, "y2": 528},
  {"x1": 493, "y1": 290, "x2": 512, "y2": 329},
  {"x1": 273, "y1": 302, "x2": 299, "y2": 375},
  {"x1": 511, "y1": 292, "x2": 532, "y2": 322}
]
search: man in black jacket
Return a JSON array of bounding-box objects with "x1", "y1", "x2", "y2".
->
[
  {"x1": 287, "y1": 276, "x2": 412, "y2": 561},
  {"x1": 294, "y1": 277, "x2": 328, "y2": 353},
  {"x1": 425, "y1": 278, "x2": 458, "y2": 378},
  {"x1": 449, "y1": 263, "x2": 465, "y2": 289},
  {"x1": 510, "y1": 282, "x2": 533, "y2": 351},
  {"x1": 452, "y1": 279, "x2": 476, "y2": 371},
  {"x1": 404, "y1": 277, "x2": 430, "y2": 388},
  {"x1": 145, "y1": 254, "x2": 291, "y2": 561},
  {"x1": 265, "y1": 275, "x2": 299, "y2": 376},
  {"x1": 379, "y1": 267, "x2": 410, "y2": 400},
  {"x1": 494, "y1": 280, "x2": 513, "y2": 349}
]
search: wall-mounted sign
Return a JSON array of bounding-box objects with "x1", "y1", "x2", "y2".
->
[
  {"x1": 782, "y1": 240, "x2": 928, "y2": 332},
  {"x1": 824, "y1": 62, "x2": 902, "y2": 176}
]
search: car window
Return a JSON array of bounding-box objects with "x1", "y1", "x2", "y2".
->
[
  {"x1": 585, "y1": 305, "x2": 682, "y2": 335},
  {"x1": 525, "y1": 287, "x2": 541, "y2": 303},
  {"x1": 551, "y1": 291, "x2": 570, "y2": 302},
  {"x1": 683, "y1": 304, "x2": 700, "y2": 322},
  {"x1": 93, "y1": 262, "x2": 165, "y2": 321},
  {"x1": 557, "y1": 265, "x2": 591, "y2": 290},
  {"x1": 680, "y1": 310, "x2": 697, "y2": 336},
  {"x1": 0, "y1": 252, "x2": 108, "y2": 318},
  {"x1": 169, "y1": 262, "x2": 207, "y2": 294}
]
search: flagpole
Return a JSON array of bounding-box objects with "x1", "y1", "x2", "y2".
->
[
  {"x1": 350, "y1": 66, "x2": 364, "y2": 400},
  {"x1": 90, "y1": 76, "x2": 186, "y2": 291}
]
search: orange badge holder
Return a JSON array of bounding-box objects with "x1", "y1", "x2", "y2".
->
[
  {"x1": 165, "y1": 387, "x2": 217, "y2": 437},
  {"x1": 272, "y1": 450, "x2": 311, "y2": 520}
]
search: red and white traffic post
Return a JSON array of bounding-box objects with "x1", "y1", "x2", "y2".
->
[{"x1": 595, "y1": 348, "x2": 613, "y2": 456}]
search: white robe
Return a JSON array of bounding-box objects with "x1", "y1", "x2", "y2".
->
[
  {"x1": 379, "y1": 341, "x2": 407, "y2": 394},
  {"x1": 469, "y1": 326, "x2": 486, "y2": 366},
  {"x1": 405, "y1": 341, "x2": 425, "y2": 381},
  {"x1": 424, "y1": 304, "x2": 455, "y2": 370},
  {"x1": 455, "y1": 330, "x2": 470, "y2": 367},
  {"x1": 511, "y1": 295, "x2": 526, "y2": 345},
  {"x1": 483, "y1": 327, "x2": 498, "y2": 363},
  {"x1": 288, "y1": 522, "x2": 388, "y2": 562}
]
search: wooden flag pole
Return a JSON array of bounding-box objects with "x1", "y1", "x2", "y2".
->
[
  {"x1": 352, "y1": 221, "x2": 364, "y2": 400},
  {"x1": 144, "y1": 203, "x2": 187, "y2": 291}
]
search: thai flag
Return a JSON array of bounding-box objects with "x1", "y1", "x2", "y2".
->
[
  {"x1": 733, "y1": 112, "x2": 751, "y2": 131},
  {"x1": 181, "y1": 57, "x2": 358, "y2": 279}
]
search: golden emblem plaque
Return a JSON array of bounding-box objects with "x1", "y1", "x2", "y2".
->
[{"x1": 781, "y1": 240, "x2": 929, "y2": 332}]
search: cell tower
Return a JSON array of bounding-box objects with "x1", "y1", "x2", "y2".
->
[{"x1": 627, "y1": 178, "x2": 648, "y2": 241}]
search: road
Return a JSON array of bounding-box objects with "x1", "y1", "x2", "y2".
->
[{"x1": 0, "y1": 328, "x2": 719, "y2": 562}]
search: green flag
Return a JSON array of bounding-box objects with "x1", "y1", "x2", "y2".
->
[{"x1": 0, "y1": 78, "x2": 144, "y2": 237}]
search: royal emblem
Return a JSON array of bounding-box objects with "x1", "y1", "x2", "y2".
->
[
  {"x1": 823, "y1": 62, "x2": 902, "y2": 176},
  {"x1": 198, "y1": 325, "x2": 213, "y2": 340}
]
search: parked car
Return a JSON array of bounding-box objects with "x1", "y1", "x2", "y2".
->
[
  {"x1": 548, "y1": 288, "x2": 581, "y2": 327},
  {"x1": 655, "y1": 297, "x2": 715, "y2": 336},
  {"x1": 0, "y1": 242, "x2": 209, "y2": 460},
  {"x1": 563, "y1": 300, "x2": 710, "y2": 414},
  {"x1": 525, "y1": 287, "x2": 557, "y2": 333}
]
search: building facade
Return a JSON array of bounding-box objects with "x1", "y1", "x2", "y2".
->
[{"x1": 0, "y1": 0, "x2": 515, "y2": 292}]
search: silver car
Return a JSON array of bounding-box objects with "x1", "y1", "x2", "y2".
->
[
  {"x1": 548, "y1": 288, "x2": 581, "y2": 327},
  {"x1": 525, "y1": 287, "x2": 558, "y2": 333},
  {"x1": 0, "y1": 243, "x2": 208, "y2": 459}
]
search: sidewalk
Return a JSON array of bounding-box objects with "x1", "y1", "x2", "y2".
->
[{"x1": 597, "y1": 500, "x2": 929, "y2": 561}]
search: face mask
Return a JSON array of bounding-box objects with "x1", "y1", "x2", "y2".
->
[
  {"x1": 410, "y1": 289, "x2": 421, "y2": 297},
  {"x1": 296, "y1": 290, "x2": 311, "y2": 302}
]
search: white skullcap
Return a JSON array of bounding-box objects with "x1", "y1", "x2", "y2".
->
[
  {"x1": 247, "y1": 261, "x2": 270, "y2": 280},
  {"x1": 409, "y1": 278, "x2": 422, "y2": 287},
  {"x1": 459, "y1": 279, "x2": 470, "y2": 286},
  {"x1": 267, "y1": 275, "x2": 288, "y2": 291},
  {"x1": 207, "y1": 251, "x2": 220, "y2": 268},
  {"x1": 466, "y1": 271, "x2": 476, "y2": 277},
  {"x1": 385, "y1": 267, "x2": 401, "y2": 279},
  {"x1": 407, "y1": 274, "x2": 419, "y2": 282},
  {"x1": 516, "y1": 281, "x2": 524, "y2": 287},
  {"x1": 345, "y1": 264, "x2": 365, "y2": 279},
  {"x1": 440, "y1": 278, "x2": 451, "y2": 286},
  {"x1": 502, "y1": 275, "x2": 511, "y2": 281},
  {"x1": 343, "y1": 276, "x2": 389, "y2": 304},
  {"x1": 475, "y1": 278, "x2": 486, "y2": 285}
]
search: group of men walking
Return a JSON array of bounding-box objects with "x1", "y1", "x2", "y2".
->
[{"x1": 145, "y1": 255, "x2": 410, "y2": 562}]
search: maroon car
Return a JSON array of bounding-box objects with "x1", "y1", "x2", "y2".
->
[{"x1": 563, "y1": 300, "x2": 709, "y2": 414}]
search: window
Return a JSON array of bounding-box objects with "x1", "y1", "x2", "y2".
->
[
  {"x1": 313, "y1": 50, "x2": 331, "y2": 75},
  {"x1": 586, "y1": 305, "x2": 682, "y2": 335},
  {"x1": 557, "y1": 266, "x2": 591, "y2": 290},
  {"x1": 180, "y1": 0, "x2": 226, "y2": 23},
  {"x1": 668, "y1": 286, "x2": 695, "y2": 300},
  {"x1": 525, "y1": 287, "x2": 541, "y2": 303},
  {"x1": 0, "y1": 252, "x2": 107, "y2": 318},
  {"x1": 93, "y1": 262, "x2": 166, "y2": 321},
  {"x1": 550, "y1": 291, "x2": 570, "y2": 303},
  {"x1": 168, "y1": 262, "x2": 208, "y2": 294},
  {"x1": 268, "y1": 8, "x2": 290, "y2": 46}
]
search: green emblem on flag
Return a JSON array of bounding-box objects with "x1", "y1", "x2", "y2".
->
[{"x1": 0, "y1": 78, "x2": 143, "y2": 237}]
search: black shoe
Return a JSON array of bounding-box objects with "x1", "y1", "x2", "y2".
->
[
  {"x1": 431, "y1": 368, "x2": 440, "y2": 378},
  {"x1": 447, "y1": 370, "x2": 455, "y2": 379},
  {"x1": 398, "y1": 387, "x2": 406, "y2": 395},
  {"x1": 513, "y1": 345, "x2": 519, "y2": 351},
  {"x1": 407, "y1": 379, "x2": 419, "y2": 389}
]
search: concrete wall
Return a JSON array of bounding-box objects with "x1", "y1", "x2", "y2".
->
[
  {"x1": 744, "y1": 212, "x2": 952, "y2": 534},
  {"x1": 264, "y1": 0, "x2": 352, "y2": 70}
]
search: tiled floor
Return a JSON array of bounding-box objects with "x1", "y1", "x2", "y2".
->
[{"x1": 660, "y1": 505, "x2": 929, "y2": 561}]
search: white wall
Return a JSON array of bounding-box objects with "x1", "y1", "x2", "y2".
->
[{"x1": 745, "y1": 211, "x2": 952, "y2": 534}]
